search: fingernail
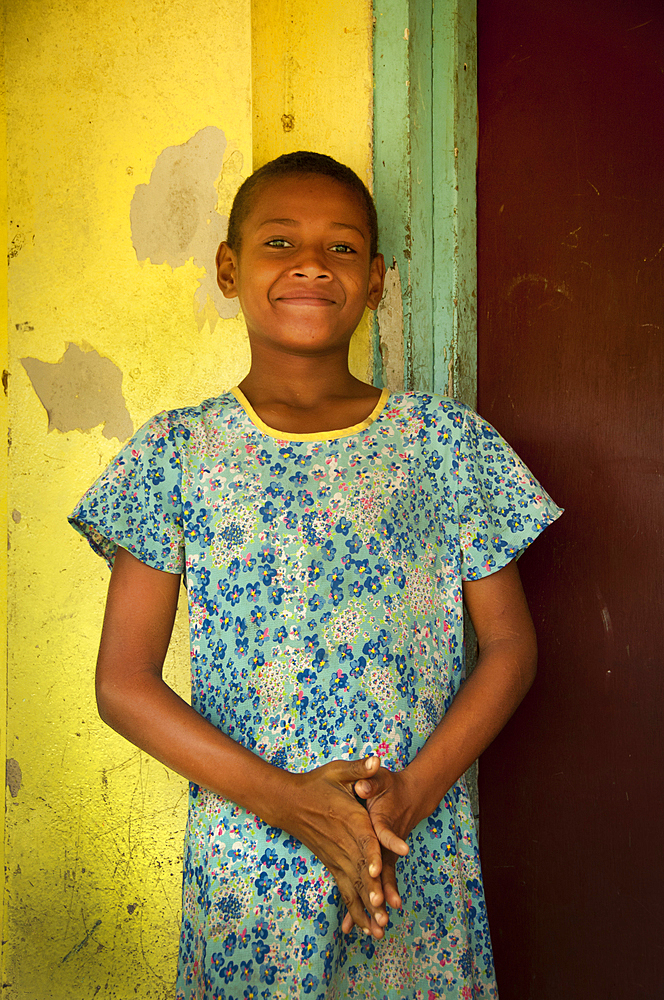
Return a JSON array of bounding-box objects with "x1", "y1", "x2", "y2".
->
[
  {"x1": 368, "y1": 863, "x2": 379, "y2": 877},
  {"x1": 362, "y1": 927, "x2": 370, "y2": 936},
  {"x1": 370, "y1": 892, "x2": 379, "y2": 906}
]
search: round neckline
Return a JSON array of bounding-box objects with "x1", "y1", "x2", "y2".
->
[{"x1": 230, "y1": 386, "x2": 390, "y2": 442}]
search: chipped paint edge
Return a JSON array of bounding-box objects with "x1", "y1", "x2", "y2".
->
[{"x1": 376, "y1": 258, "x2": 405, "y2": 391}]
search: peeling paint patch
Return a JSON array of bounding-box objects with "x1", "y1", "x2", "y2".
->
[
  {"x1": 11, "y1": 509, "x2": 21, "y2": 523},
  {"x1": 377, "y1": 259, "x2": 404, "y2": 391},
  {"x1": 130, "y1": 126, "x2": 241, "y2": 331},
  {"x1": 21, "y1": 344, "x2": 133, "y2": 441},
  {"x1": 6, "y1": 758, "x2": 22, "y2": 798}
]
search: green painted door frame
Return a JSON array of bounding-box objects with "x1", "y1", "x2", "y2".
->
[{"x1": 373, "y1": 0, "x2": 477, "y2": 406}]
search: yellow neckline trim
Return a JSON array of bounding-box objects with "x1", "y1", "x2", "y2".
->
[{"x1": 230, "y1": 386, "x2": 390, "y2": 442}]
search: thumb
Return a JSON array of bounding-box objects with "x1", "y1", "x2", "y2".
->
[
  {"x1": 331, "y1": 754, "x2": 380, "y2": 784},
  {"x1": 354, "y1": 762, "x2": 387, "y2": 799}
]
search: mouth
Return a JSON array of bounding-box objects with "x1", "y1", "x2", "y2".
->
[{"x1": 275, "y1": 295, "x2": 337, "y2": 307}]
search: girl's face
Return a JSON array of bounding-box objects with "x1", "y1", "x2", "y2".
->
[{"x1": 216, "y1": 174, "x2": 385, "y2": 359}]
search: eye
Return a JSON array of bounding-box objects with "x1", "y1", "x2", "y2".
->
[
  {"x1": 330, "y1": 243, "x2": 356, "y2": 254},
  {"x1": 265, "y1": 238, "x2": 293, "y2": 248}
]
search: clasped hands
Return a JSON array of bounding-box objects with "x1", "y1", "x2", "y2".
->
[{"x1": 281, "y1": 756, "x2": 418, "y2": 940}]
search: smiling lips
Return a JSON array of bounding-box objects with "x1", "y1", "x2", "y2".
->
[{"x1": 275, "y1": 291, "x2": 338, "y2": 306}]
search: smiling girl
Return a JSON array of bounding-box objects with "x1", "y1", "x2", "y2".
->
[{"x1": 70, "y1": 151, "x2": 561, "y2": 999}]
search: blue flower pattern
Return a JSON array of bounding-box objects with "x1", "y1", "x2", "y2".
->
[{"x1": 70, "y1": 391, "x2": 561, "y2": 999}]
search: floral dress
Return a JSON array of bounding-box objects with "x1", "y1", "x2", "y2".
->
[{"x1": 70, "y1": 389, "x2": 562, "y2": 1000}]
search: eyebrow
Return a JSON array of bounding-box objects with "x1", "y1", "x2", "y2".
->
[{"x1": 256, "y1": 218, "x2": 367, "y2": 241}]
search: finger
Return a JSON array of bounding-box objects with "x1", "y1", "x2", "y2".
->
[
  {"x1": 341, "y1": 905, "x2": 386, "y2": 941},
  {"x1": 349, "y1": 825, "x2": 393, "y2": 934},
  {"x1": 355, "y1": 831, "x2": 386, "y2": 908},
  {"x1": 367, "y1": 804, "x2": 409, "y2": 856},
  {"x1": 375, "y1": 823, "x2": 409, "y2": 857},
  {"x1": 355, "y1": 820, "x2": 384, "y2": 882},
  {"x1": 339, "y1": 880, "x2": 373, "y2": 936},
  {"x1": 329, "y1": 814, "x2": 386, "y2": 928},
  {"x1": 380, "y1": 852, "x2": 402, "y2": 911},
  {"x1": 343, "y1": 875, "x2": 389, "y2": 939},
  {"x1": 346, "y1": 899, "x2": 373, "y2": 936}
]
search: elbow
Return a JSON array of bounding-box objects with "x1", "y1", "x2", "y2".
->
[
  {"x1": 96, "y1": 677, "x2": 115, "y2": 728},
  {"x1": 95, "y1": 673, "x2": 129, "y2": 731}
]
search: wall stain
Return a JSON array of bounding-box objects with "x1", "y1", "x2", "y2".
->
[
  {"x1": 7, "y1": 231, "x2": 25, "y2": 261},
  {"x1": 506, "y1": 272, "x2": 573, "y2": 309},
  {"x1": 6, "y1": 758, "x2": 22, "y2": 798},
  {"x1": 130, "y1": 125, "x2": 241, "y2": 331},
  {"x1": 21, "y1": 343, "x2": 134, "y2": 441}
]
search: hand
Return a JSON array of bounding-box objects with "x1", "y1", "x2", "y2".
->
[
  {"x1": 279, "y1": 756, "x2": 392, "y2": 939},
  {"x1": 341, "y1": 763, "x2": 414, "y2": 934}
]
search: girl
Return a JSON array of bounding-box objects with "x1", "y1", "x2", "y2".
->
[{"x1": 70, "y1": 151, "x2": 562, "y2": 999}]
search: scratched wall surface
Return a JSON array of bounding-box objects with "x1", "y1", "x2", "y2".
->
[
  {"x1": 4, "y1": 1, "x2": 252, "y2": 996},
  {"x1": 3, "y1": 1, "x2": 375, "y2": 996}
]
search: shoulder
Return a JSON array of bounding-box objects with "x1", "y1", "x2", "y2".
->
[
  {"x1": 135, "y1": 392, "x2": 239, "y2": 441},
  {"x1": 384, "y1": 392, "x2": 475, "y2": 433},
  {"x1": 157, "y1": 391, "x2": 237, "y2": 428}
]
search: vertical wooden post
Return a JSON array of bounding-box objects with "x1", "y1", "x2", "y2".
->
[{"x1": 373, "y1": 0, "x2": 477, "y2": 405}]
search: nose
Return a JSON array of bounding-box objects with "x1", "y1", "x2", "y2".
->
[{"x1": 289, "y1": 246, "x2": 332, "y2": 279}]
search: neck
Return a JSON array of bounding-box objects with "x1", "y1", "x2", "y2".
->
[
  {"x1": 239, "y1": 342, "x2": 372, "y2": 409},
  {"x1": 236, "y1": 341, "x2": 382, "y2": 434}
]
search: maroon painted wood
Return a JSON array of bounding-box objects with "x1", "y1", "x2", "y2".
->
[{"x1": 476, "y1": 2, "x2": 664, "y2": 997}]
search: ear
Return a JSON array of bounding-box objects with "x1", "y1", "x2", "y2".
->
[
  {"x1": 216, "y1": 241, "x2": 239, "y2": 298},
  {"x1": 366, "y1": 253, "x2": 386, "y2": 310}
]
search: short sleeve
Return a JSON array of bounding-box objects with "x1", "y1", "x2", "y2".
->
[
  {"x1": 69, "y1": 411, "x2": 185, "y2": 573},
  {"x1": 453, "y1": 406, "x2": 563, "y2": 581}
]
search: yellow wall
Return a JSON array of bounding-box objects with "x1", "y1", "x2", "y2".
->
[
  {"x1": 251, "y1": 0, "x2": 375, "y2": 380},
  {"x1": 3, "y1": 0, "x2": 374, "y2": 995}
]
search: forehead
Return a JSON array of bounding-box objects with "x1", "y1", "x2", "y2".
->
[{"x1": 244, "y1": 173, "x2": 370, "y2": 233}]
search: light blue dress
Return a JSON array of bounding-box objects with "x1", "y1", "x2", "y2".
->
[{"x1": 70, "y1": 389, "x2": 562, "y2": 1000}]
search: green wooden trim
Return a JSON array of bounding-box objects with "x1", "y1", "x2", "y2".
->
[
  {"x1": 372, "y1": 0, "x2": 477, "y2": 405},
  {"x1": 372, "y1": 0, "x2": 412, "y2": 389},
  {"x1": 408, "y1": 0, "x2": 434, "y2": 391}
]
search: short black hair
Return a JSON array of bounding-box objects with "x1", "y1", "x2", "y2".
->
[{"x1": 226, "y1": 151, "x2": 378, "y2": 259}]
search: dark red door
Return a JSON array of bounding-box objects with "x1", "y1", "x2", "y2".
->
[{"x1": 476, "y1": 2, "x2": 664, "y2": 997}]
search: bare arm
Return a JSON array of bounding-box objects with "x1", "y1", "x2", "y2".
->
[
  {"x1": 401, "y1": 557, "x2": 537, "y2": 821},
  {"x1": 352, "y1": 558, "x2": 537, "y2": 922},
  {"x1": 96, "y1": 546, "x2": 394, "y2": 936}
]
